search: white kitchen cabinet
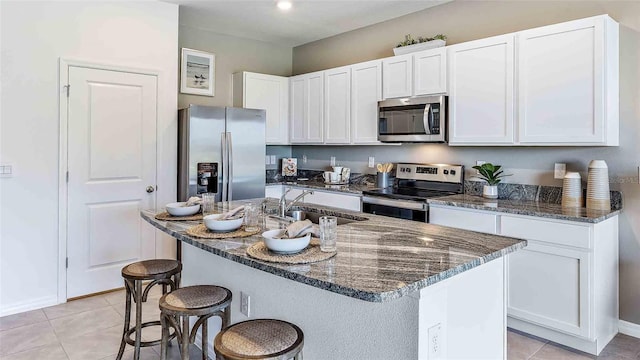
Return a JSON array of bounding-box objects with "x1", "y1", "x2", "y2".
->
[
  {"x1": 290, "y1": 71, "x2": 324, "y2": 144},
  {"x1": 448, "y1": 34, "x2": 515, "y2": 145},
  {"x1": 382, "y1": 54, "x2": 412, "y2": 99},
  {"x1": 517, "y1": 15, "x2": 619, "y2": 146},
  {"x1": 351, "y1": 60, "x2": 382, "y2": 144},
  {"x1": 429, "y1": 205, "x2": 619, "y2": 355},
  {"x1": 233, "y1": 72, "x2": 289, "y2": 145},
  {"x1": 304, "y1": 190, "x2": 361, "y2": 212},
  {"x1": 324, "y1": 66, "x2": 351, "y2": 144},
  {"x1": 413, "y1": 47, "x2": 447, "y2": 96}
]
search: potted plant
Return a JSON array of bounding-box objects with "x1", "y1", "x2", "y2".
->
[
  {"x1": 393, "y1": 34, "x2": 447, "y2": 56},
  {"x1": 472, "y1": 163, "x2": 511, "y2": 199}
]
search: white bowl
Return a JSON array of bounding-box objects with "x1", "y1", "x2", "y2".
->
[
  {"x1": 262, "y1": 229, "x2": 311, "y2": 254},
  {"x1": 166, "y1": 202, "x2": 200, "y2": 216},
  {"x1": 203, "y1": 214, "x2": 244, "y2": 232}
]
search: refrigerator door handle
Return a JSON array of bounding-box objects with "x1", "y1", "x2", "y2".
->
[
  {"x1": 227, "y1": 132, "x2": 233, "y2": 201},
  {"x1": 221, "y1": 132, "x2": 228, "y2": 202}
]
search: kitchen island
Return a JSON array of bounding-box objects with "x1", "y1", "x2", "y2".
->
[{"x1": 142, "y1": 199, "x2": 526, "y2": 359}]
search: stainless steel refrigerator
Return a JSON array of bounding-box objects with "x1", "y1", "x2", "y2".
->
[{"x1": 178, "y1": 105, "x2": 266, "y2": 202}]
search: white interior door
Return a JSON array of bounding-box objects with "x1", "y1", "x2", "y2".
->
[{"x1": 66, "y1": 66, "x2": 157, "y2": 298}]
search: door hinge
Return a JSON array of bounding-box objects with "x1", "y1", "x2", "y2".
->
[
  {"x1": 66, "y1": 171, "x2": 69, "y2": 183},
  {"x1": 65, "y1": 257, "x2": 69, "y2": 269},
  {"x1": 64, "y1": 84, "x2": 70, "y2": 97}
]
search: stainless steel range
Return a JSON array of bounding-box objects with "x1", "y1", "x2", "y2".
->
[{"x1": 362, "y1": 163, "x2": 464, "y2": 222}]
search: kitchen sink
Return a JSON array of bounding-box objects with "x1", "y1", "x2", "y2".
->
[{"x1": 269, "y1": 207, "x2": 367, "y2": 225}]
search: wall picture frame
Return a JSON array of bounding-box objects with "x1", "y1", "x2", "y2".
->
[{"x1": 180, "y1": 48, "x2": 215, "y2": 96}]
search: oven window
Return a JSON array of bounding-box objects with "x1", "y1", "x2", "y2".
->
[
  {"x1": 363, "y1": 203, "x2": 426, "y2": 222},
  {"x1": 379, "y1": 104, "x2": 440, "y2": 135}
]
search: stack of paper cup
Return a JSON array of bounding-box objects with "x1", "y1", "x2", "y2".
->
[
  {"x1": 586, "y1": 160, "x2": 611, "y2": 210},
  {"x1": 561, "y1": 172, "x2": 582, "y2": 208}
]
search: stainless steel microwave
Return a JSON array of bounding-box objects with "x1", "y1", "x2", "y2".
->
[{"x1": 378, "y1": 95, "x2": 447, "y2": 143}]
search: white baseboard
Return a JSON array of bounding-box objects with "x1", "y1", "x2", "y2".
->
[
  {"x1": 619, "y1": 320, "x2": 640, "y2": 339},
  {"x1": 0, "y1": 295, "x2": 59, "y2": 317}
]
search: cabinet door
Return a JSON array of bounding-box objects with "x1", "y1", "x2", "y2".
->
[
  {"x1": 324, "y1": 67, "x2": 351, "y2": 144},
  {"x1": 518, "y1": 16, "x2": 615, "y2": 145},
  {"x1": 244, "y1": 73, "x2": 289, "y2": 145},
  {"x1": 382, "y1": 54, "x2": 412, "y2": 99},
  {"x1": 448, "y1": 35, "x2": 515, "y2": 145},
  {"x1": 507, "y1": 241, "x2": 591, "y2": 338},
  {"x1": 413, "y1": 47, "x2": 447, "y2": 95},
  {"x1": 351, "y1": 60, "x2": 382, "y2": 144},
  {"x1": 289, "y1": 75, "x2": 307, "y2": 143},
  {"x1": 306, "y1": 72, "x2": 324, "y2": 143}
]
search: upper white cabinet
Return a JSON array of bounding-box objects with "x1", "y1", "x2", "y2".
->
[
  {"x1": 517, "y1": 15, "x2": 619, "y2": 146},
  {"x1": 324, "y1": 66, "x2": 352, "y2": 144},
  {"x1": 448, "y1": 34, "x2": 515, "y2": 145},
  {"x1": 351, "y1": 60, "x2": 382, "y2": 144},
  {"x1": 290, "y1": 71, "x2": 324, "y2": 144},
  {"x1": 414, "y1": 47, "x2": 447, "y2": 96},
  {"x1": 233, "y1": 72, "x2": 289, "y2": 145},
  {"x1": 382, "y1": 54, "x2": 413, "y2": 99}
]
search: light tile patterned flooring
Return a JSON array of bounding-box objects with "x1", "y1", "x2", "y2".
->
[{"x1": 1, "y1": 288, "x2": 639, "y2": 359}]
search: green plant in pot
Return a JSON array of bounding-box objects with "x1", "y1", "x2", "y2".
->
[{"x1": 472, "y1": 163, "x2": 511, "y2": 199}]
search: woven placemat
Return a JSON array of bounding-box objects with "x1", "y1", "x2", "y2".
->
[
  {"x1": 155, "y1": 211, "x2": 203, "y2": 221},
  {"x1": 186, "y1": 224, "x2": 261, "y2": 239},
  {"x1": 246, "y1": 238, "x2": 336, "y2": 264}
]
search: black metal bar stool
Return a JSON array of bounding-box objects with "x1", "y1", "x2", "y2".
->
[
  {"x1": 159, "y1": 285, "x2": 233, "y2": 360},
  {"x1": 213, "y1": 319, "x2": 304, "y2": 360},
  {"x1": 116, "y1": 259, "x2": 182, "y2": 360}
]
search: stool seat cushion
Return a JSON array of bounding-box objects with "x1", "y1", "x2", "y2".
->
[
  {"x1": 163, "y1": 285, "x2": 229, "y2": 309},
  {"x1": 216, "y1": 319, "x2": 302, "y2": 357},
  {"x1": 122, "y1": 259, "x2": 180, "y2": 278}
]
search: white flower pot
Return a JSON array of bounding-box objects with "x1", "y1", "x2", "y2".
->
[
  {"x1": 483, "y1": 185, "x2": 498, "y2": 199},
  {"x1": 393, "y1": 39, "x2": 446, "y2": 56}
]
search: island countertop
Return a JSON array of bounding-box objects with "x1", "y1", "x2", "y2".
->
[{"x1": 141, "y1": 199, "x2": 526, "y2": 302}]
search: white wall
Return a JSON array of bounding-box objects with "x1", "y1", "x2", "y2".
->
[{"x1": 0, "y1": 1, "x2": 179, "y2": 315}]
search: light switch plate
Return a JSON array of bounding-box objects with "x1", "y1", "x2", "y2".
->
[
  {"x1": 554, "y1": 163, "x2": 566, "y2": 179},
  {"x1": 302, "y1": 155, "x2": 307, "y2": 163},
  {"x1": 270, "y1": 155, "x2": 276, "y2": 164},
  {"x1": 265, "y1": 156, "x2": 270, "y2": 165},
  {"x1": 368, "y1": 157, "x2": 375, "y2": 168}
]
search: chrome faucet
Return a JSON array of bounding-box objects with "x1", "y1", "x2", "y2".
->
[{"x1": 279, "y1": 188, "x2": 313, "y2": 217}]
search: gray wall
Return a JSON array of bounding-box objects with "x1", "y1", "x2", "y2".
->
[
  {"x1": 291, "y1": 1, "x2": 640, "y2": 324},
  {"x1": 178, "y1": 23, "x2": 292, "y2": 109}
]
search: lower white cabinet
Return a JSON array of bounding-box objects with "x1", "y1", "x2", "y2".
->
[
  {"x1": 429, "y1": 205, "x2": 618, "y2": 355},
  {"x1": 265, "y1": 185, "x2": 361, "y2": 212}
]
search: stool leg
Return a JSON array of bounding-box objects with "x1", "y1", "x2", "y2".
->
[
  {"x1": 133, "y1": 280, "x2": 143, "y2": 360},
  {"x1": 116, "y1": 281, "x2": 132, "y2": 360},
  {"x1": 174, "y1": 272, "x2": 181, "y2": 289},
  {"x1": 160, "y1": 313, "x2": 169, "y2": 360},
  {"x1": 180, "y1": 316, "x2": 190, "y2": 360},
  {"x1": 294, "y1": 350, "x2": 303, "y2": 360},
  {"x1": 221, "y1": 307, "x2": 230, "y2": 330},
  {"x1": 201, "y1": 317, "x2": 208, "y2": 360}
]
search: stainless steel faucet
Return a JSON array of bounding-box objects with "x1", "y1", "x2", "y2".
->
[{"x1": 279, "y1": 187, "x2": 313, "y2": 217}]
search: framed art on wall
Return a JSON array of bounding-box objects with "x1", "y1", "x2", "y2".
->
[{"x1": 180, "y1": 48, "x2": 215, "y2": 96}]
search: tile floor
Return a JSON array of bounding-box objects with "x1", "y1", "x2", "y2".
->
[{"x1": 1, "y1": 289, "x2": 639, "y2": 359}]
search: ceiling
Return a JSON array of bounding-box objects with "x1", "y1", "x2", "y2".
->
[{"x1": 166, "y1": 0, "x2": 451, "y2": 47}]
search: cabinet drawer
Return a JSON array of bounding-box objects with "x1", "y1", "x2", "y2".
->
[
  {"x1": 501, "y1": 216, "x2": 591, "y2": 249},
  {"x1": 429, "y1": 206, "x2": 498, "y2": 234},
  {"x1": 304, "y1": 191, "x2": 361, "y2": 212}
]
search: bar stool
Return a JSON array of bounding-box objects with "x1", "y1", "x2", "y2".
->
[
  {"x1": 159, "y1": 285, "x2": 233, "y2": 360},
  {"x1": 116, "y1": 259, "x2": 182, "y2": 360},
  {"x1": 214, "y1": 319, "x2": 304, "y2": 360}
]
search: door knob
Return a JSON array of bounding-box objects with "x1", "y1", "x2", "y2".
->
[{"x1": 146, "y1": 186, "x2": 155, "y2": 193}]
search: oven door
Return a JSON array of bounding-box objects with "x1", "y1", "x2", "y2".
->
[
  {"x1": 362, "y1": 196, "x2": 427, "y2": 222},
  {"x1": 378, "y1": 96, "x2": 445, "y2": 143}
]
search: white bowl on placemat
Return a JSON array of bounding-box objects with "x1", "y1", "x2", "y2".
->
[
  {"x1": 166, "y1": 202, "x2": 200, "y2": 216},
  {"x1": 204, "y1": 214, "x2": 243, "y2": 232},
  {"x1": 262, "y1": 229, "x2": 311, "y2": 254}
]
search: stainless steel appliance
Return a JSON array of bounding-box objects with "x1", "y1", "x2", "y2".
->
[
  {"x1": 178, "y1": 105, "x2": 266, "y2": 202},
  {"x1": 378, "y1": 95, "x2": 447, "y2": 143},
  {"x1": 362, "y1": 163, "x2": 464, "y2": 222}
]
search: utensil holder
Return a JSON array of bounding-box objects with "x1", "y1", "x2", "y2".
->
[{"x1": 377, "y1": 172, "x2": 391, "y2": 188}]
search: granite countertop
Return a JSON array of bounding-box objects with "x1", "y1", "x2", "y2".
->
[
  {"x1": 141, "y1": 199, "x2": 526, "y2": 303},
  {"x1": 428, "y1": 194, "x2": 621, "y2": 223},
  {"x1": 266, "y1": 179, "x2": 376, "y2": 195}
]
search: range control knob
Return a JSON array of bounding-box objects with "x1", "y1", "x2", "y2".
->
[
  {"x1": 406, "y1": 168, "x2": 411, "y2": 173},
  {"x1": 443, "y1": 170, "x2": 449, "y2": 175},
  {"x1": 450, "y1": 169, "x2": 456, "y2": 175}
]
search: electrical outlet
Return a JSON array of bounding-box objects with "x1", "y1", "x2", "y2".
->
[
  {"x1": 428, "y1": 323, "x2": 442, "y2": 359},
  {"x1": 330, "y1": 156, "x2": 336, "y2": 166},
  {"x1": 0, "y1": 164, "x2": 13, "y2": 177},
  {"x1": 240, "y1": 292, "x2": 251, "y2": 317},
  {"x1": 302, "y1": 154, "x2": 307, "y2": 164},
  {"x1": 265, "y1": 156, "x2": 270, "y2": 165},
  {"x1": 554, "y1": 163, "x2": 567, "y2": 179},
  {"x1": 475, "y1": 161, "x2": 486, "y2": 175},
  {"x1": 368, "y1": 157, "x2": 375, "y2": 168},
  {"x1": 270, "y1": 155, "x2": 276, "y2": 165},
  {"x1": 638, "y1": 166, "x2": 640, "y2": 184}
]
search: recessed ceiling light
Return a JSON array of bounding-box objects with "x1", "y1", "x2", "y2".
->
[{"x1": 277, "y1": 0, "x2": 292, "y2": 10}]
